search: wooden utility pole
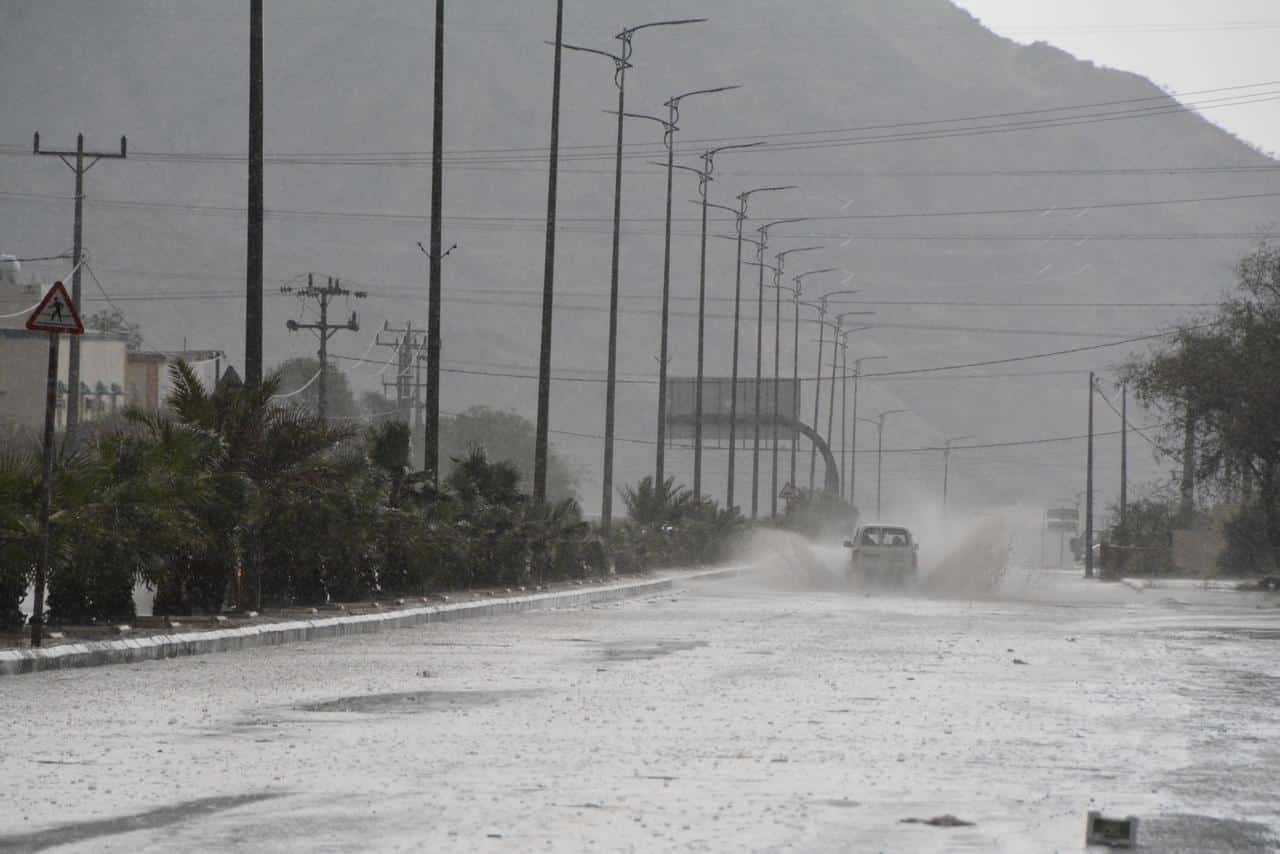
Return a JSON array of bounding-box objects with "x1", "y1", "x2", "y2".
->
[
  {"x1": 281, "y1": 275, "x2": 364, "y2": 418},
  {"x1": 245, "y1": 0, "x2": 264, "y2": 387},
  {"x1": 33, "y1": 132, "x2": 127, "y2": 441}
]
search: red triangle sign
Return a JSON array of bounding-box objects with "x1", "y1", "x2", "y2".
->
[{"x1": 25, "y1": 281, "x2": 85, "y2": 335}]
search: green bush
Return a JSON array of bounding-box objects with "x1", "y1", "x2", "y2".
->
[{"x1": 1219, "y1": 502, "x2": 1275, "y2": 576}]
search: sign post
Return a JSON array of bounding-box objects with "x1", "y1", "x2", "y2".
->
[{"x1": 25, "y1": 281, "x2": 84, "y2": 646}]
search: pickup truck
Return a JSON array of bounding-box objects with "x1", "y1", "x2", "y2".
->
[{"x1": 843, "y1": 524, "x2": 919, "y2": 588}]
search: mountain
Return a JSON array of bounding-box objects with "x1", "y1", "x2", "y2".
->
[{"x1": 2, "y1": 0, "x2": 1276, "y2": 516}]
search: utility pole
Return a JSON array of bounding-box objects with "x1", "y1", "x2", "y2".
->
[
  {"x1": 246, "y1": 0, "x2": 264, "y2": 387},
  {"x1": 33, "y1": 132, "x2": 127, "y2": 440},
  {"x1": 378, "y1": 322, "x2": 422, "y2": 423},
  {"x1": 533, "y1": 0, "x2": 565, "y2": 506},
  {"x1": 848, "y1": 356, "x2": 885, "y2": 507},
  {"x1": 870, "y1": 409, "x2": 907, "y2": 518},
  {"x1": 282, "y1": 275, "x2": 364, "y2": 418},
  {"x1": 1086, "y1": 372, "x2": 1096, "y2": 579},
  {"x1": 839, "y1": 341, "x2": 849, "y2": 503},
  {"x1": 1180, "y1": 406, "x2": 1196, "y2": 522},
  {"x1": 942, "y1": 435, "x2": 973, "y2": 518},
  {"x1": 1120, "y1": 383, "x2": 1128, "y2": 534},
  {"x1": 426, "y1": 0, "x2": 446, "y2": 485}
]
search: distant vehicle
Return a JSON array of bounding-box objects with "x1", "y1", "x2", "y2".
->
[{"x1": 843, "y1": 523, "x2": 919, "y2": 587}]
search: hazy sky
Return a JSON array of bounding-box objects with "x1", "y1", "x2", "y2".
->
[{"x1": 954, "y1": 1, "x2": 1279, "y2": 155}]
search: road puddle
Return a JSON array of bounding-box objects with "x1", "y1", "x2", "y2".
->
[
  {"x1": 600, "y1": 639, "x2": 709, "y2": 662},
  {"x1": 299, "y1": 689, "x2": 538, "y2": 714}
]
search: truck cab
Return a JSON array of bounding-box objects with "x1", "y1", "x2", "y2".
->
[{"x1": 844, "y1": 524, "x2": 919, "y2": 587}]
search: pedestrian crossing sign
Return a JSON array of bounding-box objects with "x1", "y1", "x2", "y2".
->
[{"x1": 25, "y1": 281, "x2": 84, "y2": 335}]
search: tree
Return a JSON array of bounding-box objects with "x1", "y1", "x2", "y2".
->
[
  {"x1": 273, "y1": 357, "x2": 358, "y2": 420},
  {"x1": 440, "y1": 406, "x2": 576, "y2": 502},
  {"x1": 153, "y1": 360, "x2": 354, "y2": 613},
  {"x1": 84, "y1": 307, "x2": 143, "y2": 351},
  {"x1": 1123, "y1": 244, "x2": 1280, "y2": 571},
  {"x1": 621, "y1": 475, "x2": 695, "y2": 527}
]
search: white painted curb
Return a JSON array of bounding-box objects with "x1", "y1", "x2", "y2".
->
[{"x1": 0, "y1": 576, "x2": 684, "y2": 677}]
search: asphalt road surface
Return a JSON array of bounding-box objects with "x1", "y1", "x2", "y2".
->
[{"x1": 2, "y1": 554, "x2": 1279, "y2": 853}]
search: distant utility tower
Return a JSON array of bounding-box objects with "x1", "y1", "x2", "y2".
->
[
  {"x1": 281, "y1": 274, "x2": 365, "y2": 418},
  {"x1": 376, "y1": 322, "x2": 424, "y2": 425}
]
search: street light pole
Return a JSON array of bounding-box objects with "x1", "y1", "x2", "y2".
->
[
  {"x1": 748, "y1": 238, "x2": 766, "y2": 519},
  {"x1": 809, "y1": 290, "x2": 862, "y2": 490},
  {"x1": 565, "y1": 17, "x2": 708, "y2": 533},
  {"x1": 722, "y1": 188, "x2": 793, "y2": 512},
  {"x1": 849, "y1": 355, "x2": 886, "y2": 508},
  {"x1": 787, "y1": 270, "x2": 834, "y2": 491},
  {"x1": 768, "y1": 246, "x2": 822, "y2": 515},
  {"x1": 870, "y1": 408, "x2": 908, "y2": 518},
  {"x1": 745, "y1": 218, "x2": 807, "y2": 518},
  {"x1": 670, "y1": 143, "x2": 758, "y2": 502},
  {"x1": 652, "y1": 85, "x2": 740, "y2": 491}
]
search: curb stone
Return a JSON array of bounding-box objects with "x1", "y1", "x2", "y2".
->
[{"x1": 0, "y1": 572, "x2": 733, "y2": 678}]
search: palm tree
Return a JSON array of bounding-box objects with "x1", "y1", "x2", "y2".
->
[
  {"x1": 0, "y1": 449, "x2": 41, "y2": 629},
  {"x1": 621, "y1": 475, "x2": 695, "y2": 527},
  {"x1": 150, "y1": 360, "x2": 354, "y2": 612}
]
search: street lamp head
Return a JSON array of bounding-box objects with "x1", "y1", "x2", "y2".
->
[
  {"x1": 666, "y1": 84, "x2": 742, "y2": 109},
  {"x1": 743, "y1": 260, "x2": 780, "y2": 275},
  {"x1": 617, "y1": 18, "x2": 709, "y2": 41},
  {"x1": 776, "y1": 246, "x2": 824, "y2": 270},
  {"x1": 705, "y1": 141, "x2": 764, "y2": 160},
  {"x1": 819, "y1": 288, "x2": 862, "y2": 307},
  {"x1": 699, "y1": 200, "x2": 741, "y2": 217},
  {"x1": 758, "y1": 217, "x2": 810, "y2": 239},
  {"x1": 738, "y1": 185, "x2": 798, "y2": 207},
  {"x1": 612, "y1": 110, "x2": 673, "y2": 130},
  {"x1": 795, "y1": 268, "x2": 838, "y2": 283},
  {"x1": 554, "y1": 41, "x2": 632, "y2": 67}
]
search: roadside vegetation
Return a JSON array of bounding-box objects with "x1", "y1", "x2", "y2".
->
[
  {"x1": 1123, "y1": 243, "x2": 1280, "y2": 575},
  {"x1": 0, "y1": 364, "x2": 744, "y2": 630}
]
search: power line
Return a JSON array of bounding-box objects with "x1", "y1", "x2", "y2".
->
[
  {"x1": 7, "y1": 185, "x2": 1280, "y2": 227},
  {"x1": 5, "y1": 80, "x2": 1274, "y2": 168},
  {"x1": 328, "y1": 323, "x2": 1199, "y2": 384}
]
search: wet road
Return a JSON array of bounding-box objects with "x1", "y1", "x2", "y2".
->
[{"x1": 2, "y1": 563, "x2": 1279, "y2": 853}]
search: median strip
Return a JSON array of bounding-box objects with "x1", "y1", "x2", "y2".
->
[{"x1": 0, "y1": 572, "x2": 734, "y2": 677}]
